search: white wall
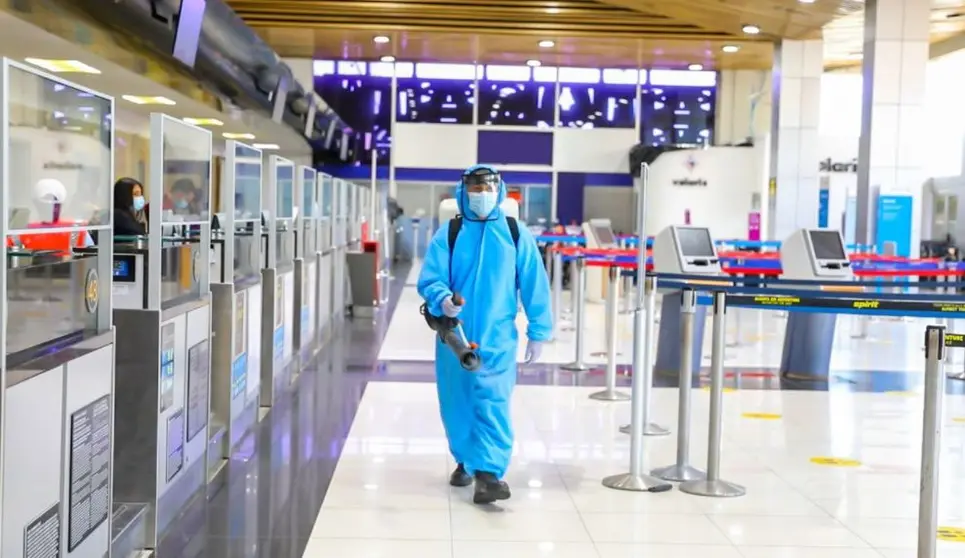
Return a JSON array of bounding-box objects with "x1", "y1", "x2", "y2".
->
[
  {"x1": 553, "y1": 128, "x2": 635, "y2": 173},
  {"x1": 394, "y1": 123, "x2": 477, "y2": 169},
  {"x1": 715, "y1": 70, "x2": 772, "y2": 145},
  {"x1": 644, "y1": 146, "x2": 768, "y2": 239}
]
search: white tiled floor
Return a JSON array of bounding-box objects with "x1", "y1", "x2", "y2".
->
[
  {"x1": 303, "y1": 382, "x2": 965, "y2": 557},
  {"x1": 378, "y1": 283, "x2": 965, "y2": 372}
]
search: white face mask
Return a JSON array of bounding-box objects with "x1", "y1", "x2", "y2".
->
[{"x1": 468, "y1": 192, "x2": 498, "y2": 218}]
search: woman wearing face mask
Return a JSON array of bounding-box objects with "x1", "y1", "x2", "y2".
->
[{"x1": 113, "y1": 177, "x2": 147, "y2": 236}]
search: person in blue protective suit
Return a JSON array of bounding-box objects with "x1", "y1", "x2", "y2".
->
[{"x1": 418, "y1": 164, "x2": 553, "y2": 504}]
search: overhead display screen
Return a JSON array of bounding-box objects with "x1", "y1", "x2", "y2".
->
[
  {"x1": 809, "y1": 230, "x2": 847, "y2": 260},
  {"x1": 676, "y1": 227, "x2": 716, "y2": 257}
]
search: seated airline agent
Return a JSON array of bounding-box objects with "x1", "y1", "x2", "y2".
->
[{"x1": 417, "y1": 164, "x2": 553, "y2": 504}]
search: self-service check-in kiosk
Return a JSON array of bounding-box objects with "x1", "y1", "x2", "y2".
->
[
  {"x1": 0, "y1": 61, "x2": 118, "y2": 558},
  {"x1": 316, "y1": 173, "x2": 334, "y2": 344},
  {"x1": 652, "y1": 226, "x2": 722, "y2": 376},
  {"x1": 582, "y1": 218, "x2": 618, "y2": 302},
  {"x1": 779, "y1": 228, "x2": 853, "y2": 379},
  {"x1": 260, "y1": 156, "x2": 296, "y2": 405},
  {"x1": 208, "y1": 141, "x2": 263, "y2": 474},
  {"x1": 112, "y1": 113, "x2": 214, "y2": 552},
  {"x1": 293, "y1": 166, "x2": 319, "y2": 362}
]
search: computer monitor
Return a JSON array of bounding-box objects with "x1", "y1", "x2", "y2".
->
[
  {"x1": 676, "y1": 226, "x2": 716, "y2": 258},
  {"x1": 808, "y1": 229, "x2": 847, "y2": 260}
]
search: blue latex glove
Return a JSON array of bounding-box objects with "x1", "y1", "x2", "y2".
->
[
  {"x1": 441, "y1": 296, "x2": 462, "y2": 318},
  {"x1": 524, "y1": 340, "x2": 543, "y2": 364}
]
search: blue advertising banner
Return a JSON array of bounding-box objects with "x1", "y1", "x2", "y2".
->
[
  {"x1": 818, "y1": 187, "x2": 830, "y2": 228},
  {"x1": 876, "y1": 194, "x2": 913, "y2": 257}
]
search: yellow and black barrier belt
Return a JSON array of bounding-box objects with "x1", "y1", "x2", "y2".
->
[
  {"x1": 726, "y1": 294, "x2": 965, "y2": 317},
  {"x1": 946, "y1": 332, "x2": 965, "y2": 349}
]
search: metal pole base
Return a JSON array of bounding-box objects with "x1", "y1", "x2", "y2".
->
[
  {"x1": 620, "y1": 423, "x2": 671, "y2": 436},
  {"x1": 561, "y1": 362, "x2": 590, "y2": 372},
  {"x1": 679, "y1": 478, "x2": 746, "y2": 498},
  {"x1": 589, "y1": 389, "x2": 631, "y2": 401},
  {"x1": 650, "y1": 463, "x2": 706, "y2": 483},
  {"x1": 602, "y1": 472, "x2": 673, "y2": 493}
]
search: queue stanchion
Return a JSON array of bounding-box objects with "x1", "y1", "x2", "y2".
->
[
  {"x1": 651, "y1": 288, "x2": 706, "y2": 482},
  {"x1": 590, "y1": 264, "x2": 630, "y2": 401},
  {"x1": 680, "y1": 291, "x2": 745, "y2": 498},
  {"x1": 561, "y1": 255, "x2": 590, "y2": 372},
  {"x1": 918, "y1": 325, "x2": 946, "y2": 558},
  {"x1": 620, "y1": 275, "x2": 670, "y2": 436},
  {"x1": 551, "y1": 248, "x2": 563, "y2": 337}
]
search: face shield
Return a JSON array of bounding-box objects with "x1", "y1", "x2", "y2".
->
[{"x1": 461, "y1": 168, "x2": 501, "y2": 219}]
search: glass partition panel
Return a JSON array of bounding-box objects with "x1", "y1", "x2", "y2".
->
[
  {"x1": 6, "y1": 62, "x2": 112, "y2": 229},
  {"x1": 160, "y1": 118, "x2": 212, "y2": 223},
  {"x1": 233, "y1": 234, "x2": 259, "y2": 283},
  {"x1": 234, "y1": 143, "x2": 262, "y2": 220},
  {"x1": 276, "y1": 161, "x2": 294, "y2": 219},
  {"x1": 319, "y1": 173, "x2": 332, "y2": 250},
  {"x1": 301, "y1": 167, "x2": 317, "y2": 256}
]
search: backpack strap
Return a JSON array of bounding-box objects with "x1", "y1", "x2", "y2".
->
[{"x1": 446, "y1": 214, "x2": 519, "y2": 287}]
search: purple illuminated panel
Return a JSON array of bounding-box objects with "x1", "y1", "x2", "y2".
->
[
  {"x1": 641, "y1": 85, "x2": 715, "y2": 147},
  {"x1": 477, "y1": 81, "x2": 554, "y2": 127},
  {"x1": 396, "y1": 78, "x2": 474, "y2": 124},
  {"x1": 314, "y1": 74, "x2": 391, "y2": 165},
  {"x1": 477, "y1": 130, "x2": 553, "y2": 166},
  {"x1": 558, "y1": 83, "x2": 637, "y2": 128}
]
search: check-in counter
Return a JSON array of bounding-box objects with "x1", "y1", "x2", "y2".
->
[
  {"x1": 316, "y1": 173, "x2": 335, "y2": 344},
  {"x1": 259, "y1": 156, "x2": 296, "y2": 405},
  {"x1": 208, "y1": 141, "x2": 264, "y2": 479},
  {"x1": 111, "y1": 113, "x2": 214, "y2": 553},
  {"x1": 294, "y1": 166, "x2": 319, "y2": 364},
  {"x1": 0, "y1": 61, "x2": 117, "y2": 558}
]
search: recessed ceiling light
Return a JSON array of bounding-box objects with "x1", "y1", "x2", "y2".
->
[
  {"x1": 380, "y1": 55, "x2": 396, "y2": 62},
  {"x1": 688, "y1": 64, "x2": 704, "y2": 71},
  {"x1": 742, "y1": 24, "x2": 761, "y2": 34},
  {"x1": 183, "y1": 117, "x2": 224, "y2": 126},
  {"x1": 122, "y1": 95, "x2": 176, "y2": 106},
  {"x1": 798, "y1": 0, "x2": 815, "y2": 3},
  {"x1": 373, "y1": 35, "x2": 390, "y2": 44},
  {"x1": 546, "y1": 7, "x2": 560, "y2": 14},
  {"x1": 538, "y1": 40, "x2": 555, "y2": 48},
  {"x1": 526, "y1": 59, "x2": 541, "y2": 67},
  {"x1": 722, "y1": 45, "x2": 740, "y2": 53},
  {"x1": 223, "y1": 132, "x2": 256, "y2": 140},
  {"x1": 253, "y1": 143, "x2": 280, "y2": 150},
  {"x1": 24, "y1": 58, "x2": 100, "y2": 74}
]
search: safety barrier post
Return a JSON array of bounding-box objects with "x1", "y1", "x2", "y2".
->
[
  {"x1": 621, "y1": 274, "x2": 633, "y2": 314},
  {"x1": 680, "y1": 291, "x2": 745, "y2": 497},
  {"x1": 412, "y1": 221, "x2": 421, "y2": 261},
  {"x1": 651, "y1": 288, "x2": 706, "y2": 482},
  {"x1": 590, "y1": 265, "x2": 630, "y2": 401},
  {"x1": 918, "y1": 325, "x2": 946, "y2": 558},
  {"x1": 552, "y1": 248, "x2": 563, "y2": 337},
  {"x1": 561, "y1": 255, "x2": 590, "y2": 371},
  {"x1": 620, "y1": 275, "x2": 670, "y2": 436}
]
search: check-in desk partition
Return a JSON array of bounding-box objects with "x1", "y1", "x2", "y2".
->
[
  {"x1": 111, "y1": 114, "x2": 214, "y2": 552},
  {"x1": 331, "y1": 178, "x2": 350, "y2": 326},
  {"x1": 208, "y1": 141, "x2": 264, "y2": 479},
  {"x1": 0, "y1": 61, "x2": 117, "y2": 558},
  {"x1": 260, "y1": 156, "x2": 296, "y2": 406},
  {"x1": 293, "y1": 166, "x2": 319, "y2": 364},
  {"x1": 316, "y1": 173, "x2": 335, "y2": 344}
]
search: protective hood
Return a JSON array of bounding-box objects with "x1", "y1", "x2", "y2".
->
[{"x1": 455, "y1": 164, "x2": 506, "y2": 221}]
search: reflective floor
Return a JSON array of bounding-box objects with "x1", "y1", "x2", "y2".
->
[{"x1": 152, "y1": 261, "x2": 965, "y2": 557}]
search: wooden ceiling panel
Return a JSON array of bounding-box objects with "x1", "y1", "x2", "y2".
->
[{"x1": 227, "y1": 0, "x2": 965, "y2": 70}]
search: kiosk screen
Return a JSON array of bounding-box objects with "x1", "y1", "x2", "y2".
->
[
  {"x1": 591, "y1": 224, "x2": 616, "y2": 246},
  {"x1": 809, "y1": 230, "x2": 846, "y2": 260},
  {"x1": 677, "y1": 227, "x2": 715, "y2": 257}
]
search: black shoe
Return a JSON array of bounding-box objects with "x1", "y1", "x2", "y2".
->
[
  {"x1": 473, "y1": 472, "x2": 511, "y2": 504},
  {"x1": 449, "y1": 464, "x2": 472, "y2": 487}
]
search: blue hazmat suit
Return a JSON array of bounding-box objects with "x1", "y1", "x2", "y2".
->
[{"x1": 417, "y1": 165, "x2": 553, "y2": 479}]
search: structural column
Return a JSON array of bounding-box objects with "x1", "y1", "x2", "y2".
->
[
  {"x1": 769, "y1": 39, "x2": 823, "y2": 240},
  {"x1": 855, "y1": 0, "x2": 929, "y2": 254}
]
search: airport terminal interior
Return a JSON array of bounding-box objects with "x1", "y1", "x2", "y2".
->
[{"x1": 5, "y1": 0, "x2": 965, "y2": 557}]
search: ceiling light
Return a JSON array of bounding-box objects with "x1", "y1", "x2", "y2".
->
[
  {"x1": 373, "y1": 35, "x2": 390, "y2": 44},
  {"x1": 742, "y1": 24, "x2": 761, "y2": 34},
  {"x1": 223, "y1": 132, "x2": 256, "y2": 140},
  {"x1": 722, "y1": 45, "x2": 740, "y2": 53},
  {"x1": 799, "y1": 0, "x2": 815, "y2": 3},
  {"x1": 688, "y1": 64, "x2": 704, "y2": 71},
  {"x1": 538, "y1": 40, "x2": 555, "y2": 48},
  {"x1": 183, "y1": 117, "x2": 223, "y2": 126},
  {"x1": 526, "y1": 59, "x2": 541, "y2": 67},
  {"x1": 380, "y1": 55, "x2": 396, "y2": 62},
  {"x1": 24, "y1": 58, "x2": 100, "y2": 74},
  {"x1": 253, "y1": 143, "x2": 280, "y2": 150},
  {"x1": 122, "y1": 95, "x2": 176, "y2": 106}
]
